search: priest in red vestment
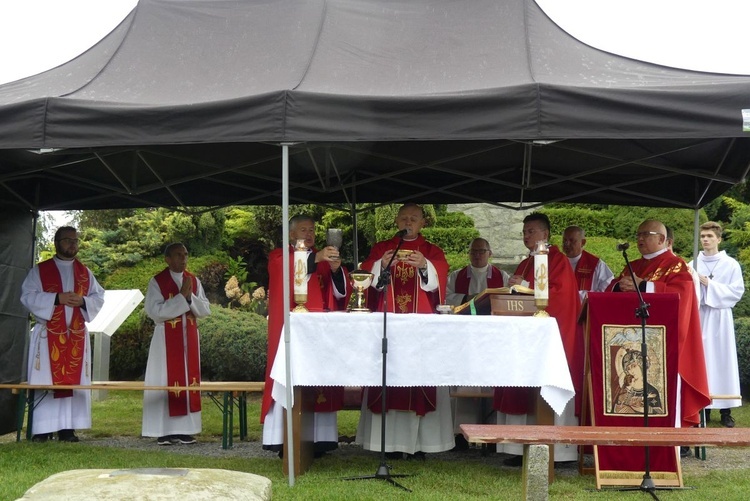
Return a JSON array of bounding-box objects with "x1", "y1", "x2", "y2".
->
[
  {"x1": 493, "y1": 212, "x2": 581, "y2": 466},
  {"x1": 142, "y1": 243, "x2": 211, "y2": 445},
  {"x1": 562, "y1": 225, "x2": 615, "y2": 418},
  {"x1": 607, "y1": 219, "x2": 710, "y2": 430},
  {"x1": 356, "y1": 203, "x2": 454, "y2": 458},
  {"x1": 446, "y1": 237, "x2": 510, "y2": 306},
  {"x1": 262, "y1": 214, "x2": 351, "y2": 457}
]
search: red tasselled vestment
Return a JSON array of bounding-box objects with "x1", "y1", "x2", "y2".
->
[
  {"x1": 607, "y1": 250, "x2": 710, "y2": 428},
  {"x1": 360, "y1": 233, "x2": 449, "y2": 415},
  {"x1": 261, "y1": 246, "x2": 350, "y2": 423},
  {"x1": 493, "y1": 246, "x2": 581, "y2": 415}
]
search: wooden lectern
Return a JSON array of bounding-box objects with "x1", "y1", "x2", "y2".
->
[{"x1": 490, "y1": 294, "x2": 537, "y2": 316}]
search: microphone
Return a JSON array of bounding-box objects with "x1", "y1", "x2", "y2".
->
[
  {"x1": 395, "y1": 229, "x2": 408, "y2": 239},
  {"x1": 616, "y1": 242, "x2": 630, "y2": 251}
]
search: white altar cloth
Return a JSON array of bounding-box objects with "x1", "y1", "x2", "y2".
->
[{"x1": 271, "y1": 312, "x2": 574, "y2": 415}]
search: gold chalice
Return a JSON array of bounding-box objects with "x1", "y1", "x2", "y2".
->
[
  {"x1": 348, "y1": 270, "x2": 374, "y2": 313},
  {"x1": 395, "y1": 249, "x2": 414, "y2": 261}
]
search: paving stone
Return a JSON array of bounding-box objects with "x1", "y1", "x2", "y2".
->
[{"x1": 18, "y1": 468, "x2": 271, "y2": 501}]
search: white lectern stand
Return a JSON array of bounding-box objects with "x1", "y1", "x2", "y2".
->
[{"x1": 85, "y1": 289, "x2": 144, "y2": 401}]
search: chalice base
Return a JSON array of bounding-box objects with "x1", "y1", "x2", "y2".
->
[
  {"x1": 533, "y1": 298, "x2": 550, "y2": 317},
  {"x1": 293, "y1": 294, "x2": 308, "y2": 312}
]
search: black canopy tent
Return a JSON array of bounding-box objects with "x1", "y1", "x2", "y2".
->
[
  {"x1": 2, "y1": 0, "x2": 750, "y2": 477},
  {"x1": 0, "y1": 0, "x2": 749, "y2": 212}
]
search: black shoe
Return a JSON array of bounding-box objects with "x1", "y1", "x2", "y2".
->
[
  {"x1": 721, "y1": 413, "x2": 735, "y2": 428},
  {"x1": 406, "y1": 451, "x2": 426, "y2": 461},
  {"x1": 157, "y1": 436, "x2": 175, "y2": 446},
  {"x1": 704, "y1": 409, "x2": 711, "y2": 422},
  {"x1": 58, "y1": 429, "x2": 80, "y2": 443},
  {"x1": 680, "y1": 446, "x2": 691, "y2": 458},
  {"x1": 503, "y1": 455, "x2": 523, "y2": 467},
  {"x1": 31, "y1": 433, "x2": 52, "y2": 443},
  {"x1": 174, "y1": 435, "x2": 196, "y2": 444},
  {"x1": 385, "y1": 451, "x2": 403, "y2": 460}
]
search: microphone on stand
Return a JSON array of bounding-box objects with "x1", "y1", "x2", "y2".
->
[
  {"x1": 616, "y1": 242, "x2": 630, "y2": 251},
  {"x1": 395, "y1": 229, "x2": 408, "y2": 239}
]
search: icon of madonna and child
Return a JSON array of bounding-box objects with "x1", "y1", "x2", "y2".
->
[{"x1": 603, "y1": 326, "x2": 667, "y2": 417}]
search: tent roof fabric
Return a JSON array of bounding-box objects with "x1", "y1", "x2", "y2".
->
[{"x1": 1, "y1": 0, "x2": 749, "y2": 211}]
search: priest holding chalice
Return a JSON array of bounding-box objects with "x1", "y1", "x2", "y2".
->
[{"x1": 356, "y1": 203, "x2": 453, "y2": 459}]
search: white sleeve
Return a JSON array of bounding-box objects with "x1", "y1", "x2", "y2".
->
[{"x1": 445, "y1": 270, "x2": 464, "y2": 306}]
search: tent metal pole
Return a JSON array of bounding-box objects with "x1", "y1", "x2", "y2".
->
[
  {"x1": 281, "y1": 143, "x2": 295, "y2": 487},
  {"x1": 693, "y1": 209, "x2": 700, "y2": 263},
  {"x1": 351, "y1": 178, "x2": 359, "y2": 267}
]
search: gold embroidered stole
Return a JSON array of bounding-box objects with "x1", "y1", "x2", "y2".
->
[{"x1": 38, "y1": 259, "x2": 90, "y2": 398}]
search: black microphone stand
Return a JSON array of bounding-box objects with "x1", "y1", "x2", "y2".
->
[
  {"x1": 344, "y1": 234, "x2": 411, "y2": 491},
  {"x1": 613, "y1": 244, "x2": 672, "y2": 500}
]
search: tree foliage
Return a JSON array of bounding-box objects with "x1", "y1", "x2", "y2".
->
[{"x1": 73, "y1": 208, "x2": 225, "y2": 278}]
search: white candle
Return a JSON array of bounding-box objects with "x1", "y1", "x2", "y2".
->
[
  {"x1": 293, "y1": 240, "x2": 308, "y2": 296},
  {"x1": 534, "y1": 244, "x2": 549, "y2": 301}
]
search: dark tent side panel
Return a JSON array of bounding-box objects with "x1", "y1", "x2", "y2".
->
[{"x1": 0, "y1": 208, "x2": 33, "y2": 435}]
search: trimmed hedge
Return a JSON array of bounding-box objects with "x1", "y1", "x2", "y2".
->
[
  {"x1": 108, "y1": 308, "x2": 152, "y2": 380},
  {"x1": 734, "y1": 317, "x2": 750, "y2": 390},
  {"x1": 198, "y1": 305, "x2": 268, "y2": 382},
  {"x1": 108, "y1": 304, "x2": 267, "y2": 383}
]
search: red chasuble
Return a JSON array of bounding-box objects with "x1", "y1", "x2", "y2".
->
[
  {"x1": 261, "y1": 247, "x2": 348, "y2": 423},
  {"x1": 573, "y1": 250, "x2": 601, "y2": 292},
  {"x1": 360, "y1": 233, "x2": 449, "y2": 415},
  {"x1": 494, "y1": 246, "x2": 581, "y2": 414},
  {"x1": 38, "y1": 259, "x2": 90, "y2": 398},
  {"x1": 607, "y1": 250, "x2": 710, "y2": 428},
  {"x1": 154, "y1": 268, "x2": 201, "y2": 417},
  {"x1": 453, "y1": 265, "x2": 506, "y2": 295}
]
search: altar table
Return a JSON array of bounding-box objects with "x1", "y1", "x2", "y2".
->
[{"x1": 270, "y1": 312, "x2": 574, "y2": 476}]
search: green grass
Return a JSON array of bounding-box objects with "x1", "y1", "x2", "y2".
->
[{"x1": 1, "y1": 393, "x2": 749, "y2": 500}]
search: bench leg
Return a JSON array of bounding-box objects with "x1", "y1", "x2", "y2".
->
[
  {"x1": 522, "y1": 444, "x2": 549, "y2": 501},
  {"x1": 227, "y1": 391, "x2": 234, "y2": 448},
  {"x1": 238, "y1": 392, "x2": 247, "y2": 441},
  {"x1": 25, "y1": 389, "x2": 37, "y2": 441},
  {"x1": 695, "y1": 409, "x2": 707, "y2": 460},
  {"x1": 221, "y1": 391, "x2": 230, "y2": 450},
  {"x1": 15, "y1": 389, "x2": 26, "y2": 442}
]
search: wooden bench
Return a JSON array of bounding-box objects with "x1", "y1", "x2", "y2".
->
[
  {"x1": 0, "y1": 381, "x2": 264, "y2": 449},
  {"x1": 461, "y1": 424, "x2": 750, "y2": 499}
]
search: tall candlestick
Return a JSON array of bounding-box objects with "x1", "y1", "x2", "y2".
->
[
  {"x1": 293, "y1": 239, "x2": 308, "y2": 312},
  {"x1": 533, "y1": 240, "x2": 550, "y2": 317}
]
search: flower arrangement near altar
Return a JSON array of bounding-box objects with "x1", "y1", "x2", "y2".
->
[{"x1": 224, "y1": 275, "x2": 268, "y2": 316}]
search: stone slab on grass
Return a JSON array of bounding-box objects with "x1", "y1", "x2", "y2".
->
[{"x1": 19, "y1": 468, "x2": 271, "y2": 500}]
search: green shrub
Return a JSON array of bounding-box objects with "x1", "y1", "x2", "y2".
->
[
  {"x1": 199, "y1": 305, "x2": 268, "y2": 382},
  {"x1": 735, "y1": 317, "x2": 750, "y2": 389},
  {"x1": 544, "y1": 207, "x2": 615, "y2": 238},
  {"x1": 196, "y1": 260, "x2": 229, "y2": 306},
  {"x1": 108, "y1": 307, "x2": 152, "y2": 380},
  {"x1": 422, "y1": 227, "x2": 479, "y2": 256},
  {"x1": 109, "y1": 304, "x2": 268, "y2": 382},
  {"x1": 444, "y1": 251, "x2": 469, "y2": 273},
  {"x1": 433, "y1": 211, "x2": 475, "y2": 229}
]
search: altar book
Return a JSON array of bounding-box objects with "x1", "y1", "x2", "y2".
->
[{"x1": 453, "y1": 285, "x2": 534, "y2": 315}]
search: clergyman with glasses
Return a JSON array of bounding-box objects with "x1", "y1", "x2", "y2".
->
[
  {"x1": 445, "y1": 237, "x2": 510, "y2": 449},
  {"x1": 607, "y1": 219, "x2": 710, "y2": 432},
  {"x1": 20, "y1": 226, "x2": 106, "y2": 443},
  {"x1": 494, "y1": 212, "x2": 581, "y2": 466},
  {"x1": 446, "y1": 237, "x2": 510, "y2": 306}
]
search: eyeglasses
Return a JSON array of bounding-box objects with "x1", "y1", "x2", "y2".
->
[
  {"x1": 635, "y1": 231, "x2": 662, "y2": 239},
  {"x1": 470, "y1": 249, "x2": 489, "y2": 254},
  {"x1": 57, "y1": 238, "x2": 80, "y2": 245},
  {"x1": 521, "y1": 229, "x2": 541, "y2": 236}
]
